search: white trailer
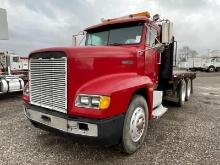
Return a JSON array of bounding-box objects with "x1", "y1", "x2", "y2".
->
[
  {"x1": 178, "y1": 57, "x2": 205, "y2": 71},
  {"x1": 188, "y1": 57, "x2": 205, "y2": 71}
]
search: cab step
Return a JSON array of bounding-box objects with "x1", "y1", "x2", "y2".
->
[{"x1": 152, "y1": 105, "x2": 168, "y2": 119}]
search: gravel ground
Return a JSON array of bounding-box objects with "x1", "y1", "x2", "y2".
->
[{"x1": 0, "y1": 72, "x2": 220, "y2": 165}]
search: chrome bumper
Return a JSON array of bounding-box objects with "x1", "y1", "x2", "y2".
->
[{"x1": 24, "y1": 107, "x2": 98, "y2": 137}]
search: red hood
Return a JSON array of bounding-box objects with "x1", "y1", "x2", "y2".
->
[
  {"x1": 29, "y1": 45, "x2": 138, "y2": 98},
  {"x1": 30, "y1": 46, "x2": 137, "y2": 58},
  {"x1": 64, "y1": 46, "x2": 138, "y2": 90},
  {"x1": 30, "y1": 46, "x2": 138, "y2": 80}
]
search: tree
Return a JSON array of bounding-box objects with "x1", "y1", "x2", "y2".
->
[{"x1": 178, "y1": 46, "x2": 198, "y2": 62}]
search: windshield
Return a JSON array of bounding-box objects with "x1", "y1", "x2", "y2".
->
[{"x1": 85, "y1": 23, "x2": 143, "y2": 46}]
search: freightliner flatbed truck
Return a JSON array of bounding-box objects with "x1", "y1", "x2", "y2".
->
[{"x1": 22, "y1": 11, "x2": 196, "y2": 154}]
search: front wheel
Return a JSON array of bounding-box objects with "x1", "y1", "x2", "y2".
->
[
  {"x1": 122, "y1": 95, "x2": 148, "y2": 154},
  {"x1": 208, "y1": 66, "x2": 215, "y2": 72}
]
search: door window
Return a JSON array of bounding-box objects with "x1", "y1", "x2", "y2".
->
[
  {"x1": 211, "y1": 58, "x2": 215, "y2": 62},
  {"x1": 13, "y1": 57, "x2": 19, "y2": 62},
  {"x1": 146, "y1": 26, "x2": 158, "y2": 47}
]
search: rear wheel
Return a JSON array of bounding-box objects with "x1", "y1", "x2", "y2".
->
[
  {"x1": 177, "y1": 79, "x2": 186, "y2": 107},
  {"x1": 122, "y1": 95, "x2": 148, "y2": 154},
  {"x1": 185, "y1": 79, "x2": 192, "y2": 101}
]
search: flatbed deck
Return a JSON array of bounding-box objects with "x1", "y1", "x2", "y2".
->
[{"x1": 172, "y1": 68, "x2": 196, "y2": 81}]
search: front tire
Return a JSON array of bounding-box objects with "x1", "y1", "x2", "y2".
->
[
  {"x1": 122, "y1": 95, "x2": 148, "y2": 154},
  {"x1": 208, "y1": 66, "x2": 215, "y2": 72}
]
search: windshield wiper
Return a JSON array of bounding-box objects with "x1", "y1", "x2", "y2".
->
[
  {"x1": 87, "y1": 43, "x2": 96, "y2": 46},
  {"x1": 108, "y1": 43, "x2": 122, "y2": 46}
]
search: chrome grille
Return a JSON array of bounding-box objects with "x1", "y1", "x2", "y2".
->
[{"x1": 30, "y1": 57, "x2": 67, "y2": 113}]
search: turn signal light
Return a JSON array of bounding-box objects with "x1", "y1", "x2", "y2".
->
[
  {"x1": 99, "y1": 96, "x2": 111, "y2": 110},
  {"x1": 130, "y1": 11, "x2": 151, "y2": 18}
]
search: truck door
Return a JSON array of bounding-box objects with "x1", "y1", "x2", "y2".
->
[
  {"x1": 145, "y1": 26, "x2": 159, "y2": 84},
  {"x1": 216, "y1": 58, "x2": 220, "y2": 68}
]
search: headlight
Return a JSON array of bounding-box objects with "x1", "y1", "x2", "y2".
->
[
  {"x1": 80, "y1": 96, "x2": 90, "y2": 105},
  {"x1": 75, "y1": 94, "x2": 111, "y2": 110}
]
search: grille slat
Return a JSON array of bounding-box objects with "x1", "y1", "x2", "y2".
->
[{"x1": 30, "y1": 57, "x2": 67, "y2": 113}]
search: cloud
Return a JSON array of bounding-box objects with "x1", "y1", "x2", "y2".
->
[{"x1": 0, "y1": 0, "x2": 220, "y2": 55}]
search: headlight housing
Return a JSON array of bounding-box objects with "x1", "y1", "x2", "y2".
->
[
  {"x1": 75, "y1": 94, "x2": 111, "y2": 110},
  {"x1": 23, "y1": 83, "x2": 29, "y2": 96},
  {"x1": 22, "y1": 83, "x2": 30, "y2": 103}
]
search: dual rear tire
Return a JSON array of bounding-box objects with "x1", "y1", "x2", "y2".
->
[
  {"x1": 177, "y1": 78, "x2": 192, "y2": 107},
  {"x1": 185, "y1": 78, "x2": 192, "y2": 101}
]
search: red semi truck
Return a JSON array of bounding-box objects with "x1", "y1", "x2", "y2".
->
[{"x1": 22, "y1": 12, "x2": 196, "y2": 154}]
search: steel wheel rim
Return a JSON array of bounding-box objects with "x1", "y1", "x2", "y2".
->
[
  {"x1": 187, "y1": 80, "x2": 191, "y2": 98},
  {"x1": 181, "y1": 81, "x2": 186, "y2": 103},
  {"x1": 129, "y1": 107, "x2": 146, "y2": 142}
]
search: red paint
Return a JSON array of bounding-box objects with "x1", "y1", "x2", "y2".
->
[{"x1": 25, "y1": 17, "x2": 161, "y2": 120}]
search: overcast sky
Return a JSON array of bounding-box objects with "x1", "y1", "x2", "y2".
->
[{"x1": 0, "y1": 0, "x2": 220, "y2": 56}]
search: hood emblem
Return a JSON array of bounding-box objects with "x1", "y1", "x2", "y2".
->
[{"x1": 121, "y1": 60, "x2": 134, "y2": 65}]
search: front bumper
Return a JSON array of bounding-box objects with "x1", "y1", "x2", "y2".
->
[{"x1": 24, "y1": 104, "x2": 124, "y2": 146}]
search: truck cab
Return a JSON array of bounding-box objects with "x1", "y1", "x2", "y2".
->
[
  {"x1": 23, "y1": 12, "x2": 196, "y2": 154},
  {"x1": 202, "y1": 57, "x2": 220, "y2": 72}
]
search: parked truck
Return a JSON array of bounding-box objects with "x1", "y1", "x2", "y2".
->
[
  {"x1": 202, "y1": 57, "x2": 220, "y2": 72},
  {"x1": 22, "y1": 11, "x2": 196, "y2": 154},
  {"x1": 0, "y1": 62, "x2": 24, "y2": 95},
  {"x1": 178, "y1": 56, "x2": 220, "y2": 72},
  {"x1": 0, "y1": 52, "x2": 28, "y2": 81}
]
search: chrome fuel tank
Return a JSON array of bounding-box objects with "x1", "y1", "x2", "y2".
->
[{"x1": 0, "y1": 75, "x2": 24, "y2": 94}]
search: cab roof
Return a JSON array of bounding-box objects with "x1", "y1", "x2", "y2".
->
[{"x1": 84, "y1": 16, "x2": 150, "y2": 32}]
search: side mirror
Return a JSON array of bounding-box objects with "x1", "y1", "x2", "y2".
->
[
  {"x1": 72, "y1": 35, "x2": 77, "y2": 47},
  {"x1": 72, "y1": 31, "x2": 86, "y2": 47},
  {"x1": 153, "y1": 43, "x2": 165, "y2": 53},
  {"x1": 137, "y1": 43, "x2": 165, "y2": 54},
  {"x1": 153, "y1": 14, "x2": 160, "y2": 21}
]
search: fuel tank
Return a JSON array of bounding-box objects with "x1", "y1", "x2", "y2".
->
[{"x1": 0, "y1": 75, "x2": 24, "y2": 94}]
